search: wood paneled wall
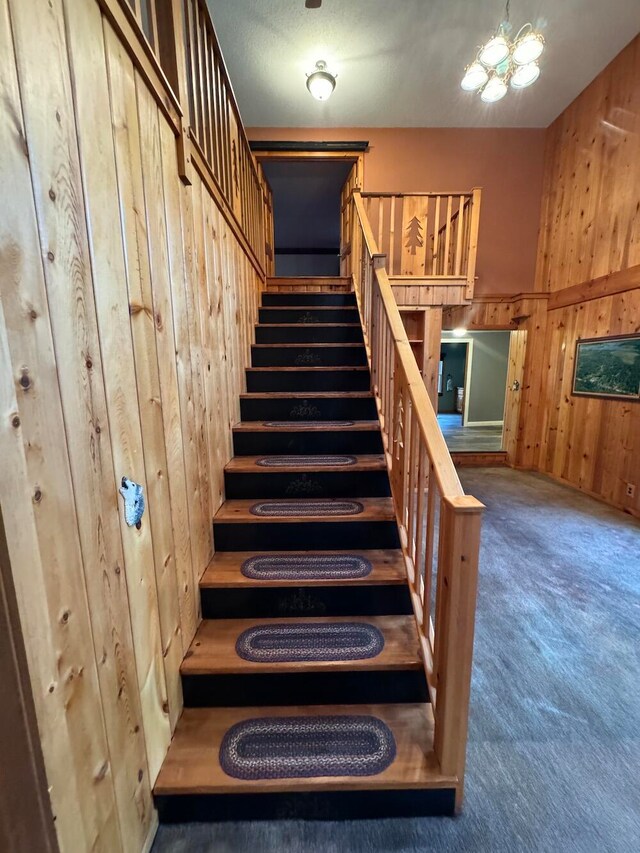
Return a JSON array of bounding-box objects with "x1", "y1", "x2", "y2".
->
[
  {"x1": 0, "y1": 0, "x2": 262, "y2": 851},
  {"x1": 532, "y1": 35, "x2": 640, "y2": 516}
]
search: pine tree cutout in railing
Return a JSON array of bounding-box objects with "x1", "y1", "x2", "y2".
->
[{"x1": 405, "y1": 216, "x2": 424, "y2": 256}]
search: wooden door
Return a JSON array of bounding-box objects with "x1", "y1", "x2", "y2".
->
[{"x1": 503, "y1": 330, "x2": 527, "y2": 461}]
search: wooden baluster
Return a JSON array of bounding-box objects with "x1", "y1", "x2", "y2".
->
[
  {"x1": 433, "y1": 496, "x2": 483, "y2": 810},
  {"x1": 406, "y1": 405, "x2": 420, "y2": 585},
  {"x1": 454, "y1": 194, "x2": 465, "y2": 277},
  {"x1": 398, "y1": 387, "x2": 411, "y2": 530},
  {"x1": 186, "y1": 0, "x2": 204, "y2": 150},
  {"x1": 443, "y1": 195, "x2": 453, "y2": 277},
  {"x1": 413, "y1": 442, "x2": 427, "y2": 602},
  {"x1": 388, "y1": 196, "x2": 396, "y2": 275},
  {"x1": 431, "y1": 195, "x2": 441, "y2": 275},
  {"x1": 371, "y1": 286, "x2": 379, "y2": 394},
  {"x1": 422, "y1": 466, "x2": 436, "y2": 631}
]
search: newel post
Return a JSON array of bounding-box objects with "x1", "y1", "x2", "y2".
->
[{"x1": 433, "y1": 494, "x2": 484, "y2": 811}]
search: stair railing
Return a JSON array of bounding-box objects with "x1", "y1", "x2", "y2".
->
[
  {"x1": 351, "y1": 190, "x2": 484, "y2": 808},
  {"x1": 358, "y1": 190, "x2": 481, "y2": 299}
]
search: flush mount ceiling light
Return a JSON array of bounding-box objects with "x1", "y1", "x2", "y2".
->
[
  {"x1": 461, "y1": 1, "x2": 544, "y2": 103},
  {"x1": 306, "y1": 60, "x2": 337, "y2": 101}
]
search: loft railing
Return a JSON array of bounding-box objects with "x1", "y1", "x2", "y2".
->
[
  {"x1": 350, "y1": 190, "x2": 484, "y2": 807},
  {"x1": 357, "y1": 191, "x2": 481, "y2": 299},
  {"x1": 182, "y1": 0, "x2": 266, "y2": 269},
  {"x1": 101, "y1": 0, "x2": 268, "y2": 275}
]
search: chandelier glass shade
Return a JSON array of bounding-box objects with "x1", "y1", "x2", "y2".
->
[{"x1": 461, "y1": 14, "x2": 544, "y2": 102}]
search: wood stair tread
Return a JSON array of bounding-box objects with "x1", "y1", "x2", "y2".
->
[
  {"x1": 154, "y1": 703, "x2": 451, "y2": 795},
  {"x1": 252, "y1": 343, "x2": 364, "y2": 349},
  {"x1": 240, "y1": 391, "x2": 374, "y2": 399},
  {"x1": 256, "y1": 323, "x2": 362, "y2": 328},
  {"x1": 260, "y1": 305, "x2": 359, "y2": 311},
  {"x1": 225, "y1": 454, "x2": 386, "y2": 473},
  {"x1": 246, "y1": 366, "x2": 369, "y2": 372},
  {"x1": 182, "y1": 615, "x2": 422, "y2": 675},
  {"x1": 233, "y1": 421, "x2": 381, "y2": 433},
  {"x1": 213, "y1": 497, "x2": 395, "y2": 524},
  {"x1": 200, "y1": 550, "x2": 407, "y2": 588}
]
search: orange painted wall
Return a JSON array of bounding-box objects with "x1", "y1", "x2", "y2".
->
[{"x1": 248, "y1": 127, "x2": 546, "y2": 296}]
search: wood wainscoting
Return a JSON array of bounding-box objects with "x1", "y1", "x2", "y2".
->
[{"x1": 0, "y1": 0, "x2": 263, "y2": 850}]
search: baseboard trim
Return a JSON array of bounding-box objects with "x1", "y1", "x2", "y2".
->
[{"x1": 463, "y1": 420, "x2": 504, "y2": 427}]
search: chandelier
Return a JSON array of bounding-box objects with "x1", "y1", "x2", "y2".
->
[{"x1": 461, "y1": 1, "x2": 544, "y2": 103}]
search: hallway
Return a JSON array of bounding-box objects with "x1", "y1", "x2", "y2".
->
[{"x1": 154, "y1": 468, "x2": 640, "y2": 852}]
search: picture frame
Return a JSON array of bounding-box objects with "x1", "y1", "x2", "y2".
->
[{"x1": 572, "y1": 334, "x2": 640, "y2": 401}]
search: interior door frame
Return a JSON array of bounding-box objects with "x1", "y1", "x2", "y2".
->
[{"x1": 251, "y1": 147, "x2": 366, "y2": 278}]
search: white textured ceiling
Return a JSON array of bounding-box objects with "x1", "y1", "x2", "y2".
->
[{"x1": 206, "y1": 0, "x2": 640, "y2": 127}]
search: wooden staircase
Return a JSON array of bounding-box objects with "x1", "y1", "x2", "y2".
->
[{"x1": 154, "y1": 283, "x2": 458, "y2": 821}]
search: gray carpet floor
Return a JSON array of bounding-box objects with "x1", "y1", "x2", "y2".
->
[{"x1": 152, "y1": 469, "x2": 640, "y2": 853}]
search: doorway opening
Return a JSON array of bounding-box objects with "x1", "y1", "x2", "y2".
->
[
  {"x1": 261, "y1": 160, "x2": 354, "y2": 276},
  {"x1": 437, "y1": 330, "x2": 514, "y2": 452}
]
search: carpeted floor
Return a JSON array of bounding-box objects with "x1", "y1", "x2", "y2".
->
[{"x1": 152, "y1": 469, "x2": 640, "y2": 853}]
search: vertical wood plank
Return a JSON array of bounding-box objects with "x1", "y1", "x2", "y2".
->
[{"x1": 63, "y1": 0, "x2": 171, "y2": 779}]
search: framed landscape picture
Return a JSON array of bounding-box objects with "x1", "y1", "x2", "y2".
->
[{"x1": 572, "y1": 334, "x2": 640, "y2": 401}]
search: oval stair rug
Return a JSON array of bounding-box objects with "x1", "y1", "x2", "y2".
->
[
  {"x1": 256, "y1": 455, "x2": 357, "y2": 467},
  {"x1": 219, "y1": 715, "x2": 396, "y2": 780},
  {"x1": 241, "y1": 553, "x2": 373, "y2": 581},
  {"x1": 262, "y1": 421, "x2": 355, "y2": 428},
  {"x1": 249, "y1": 499, "x2": 364, "y2": 517},
  {"x1": 235, "y1": 622, "x2": 385, "y2": 663}
]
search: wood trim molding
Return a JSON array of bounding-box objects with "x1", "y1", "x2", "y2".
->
[
  {"x1": 250, "y1": 141, "x2": 369, "y2": 152},
  {"x1": 0, "y1": 508, "x2": 58, "y2": 853},
  {"x1": 547, "y1": 264, "x2": 640, "y2": 311},
  {"x1": 471, "y1": 292, "x2": 550, "y2": 304}
]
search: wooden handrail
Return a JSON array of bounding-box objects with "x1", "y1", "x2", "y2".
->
[{"x1": 351, "y1": 190, "x2": 483, "y2": 809}]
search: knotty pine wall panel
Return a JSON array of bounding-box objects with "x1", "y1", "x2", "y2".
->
[
  {"x1": 537, "y1": 292, "x2": 640, "y2": 515},
  {"x1": 0, "y1": 0, "x2": 262, "y2": 850},
  {"x1": 535, "y1": 36, "x2": 640, "y2": 294},
  {"x1": 532, "y1": 35, "x2": 640, "y2": 515}
]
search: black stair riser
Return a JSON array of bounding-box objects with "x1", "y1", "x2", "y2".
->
[
  {"x1": 233, "y1": 429, "x2": 384, "y2": 456},
  {"x1": 156, "y1": 789, "x2": 456, "y2": 823},
  {"x1": 251, "y1": 346, "x2": 367, "y2": 367},
  {"x1": 262, "y1": 293, "x2": 356, "y2": 307},
  {"x1": 259, "y1": 308, "x2": 359, "y2": 324},
  {"x1": 240, "y1": 396, "x2": 378, "y2": 421},
  {"x1": 246, "y1": 370, "x2": 370, "y2": 393},
  {"x1": 213, "y1": 520, "x2": 401, "y2": 551},
  {"x1": 200, "y1": 584, "x2": 412, "y2": 619},
  {"x1": 255, "y1": 326, "x2": 363, "y2": 344},
  {"x1": 224, "y1": 470, "x2": 391, "y2": 500},
  {"x1": 182, "y1": 670, "x2": 428, "y2": 708}
]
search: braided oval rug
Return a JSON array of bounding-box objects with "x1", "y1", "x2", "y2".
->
[
  {"x1": 256, "y1": 455, "x2": 357, "y2": 467},
  {"x1": 235, "y1": 622, "x2": 385, "y2": 663},
  {"x1": 249, "y1": 499, "x2": 364, "y2": 517},
  {"x1": 262, "y1": 421, "x2": 356, "y2": 428},
  {"x1": 241, "y1": 553, "x2": 373, "y2": 581},
  {"x1": 219, "y1": 715, "x2": 396, "y2": 780}
]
